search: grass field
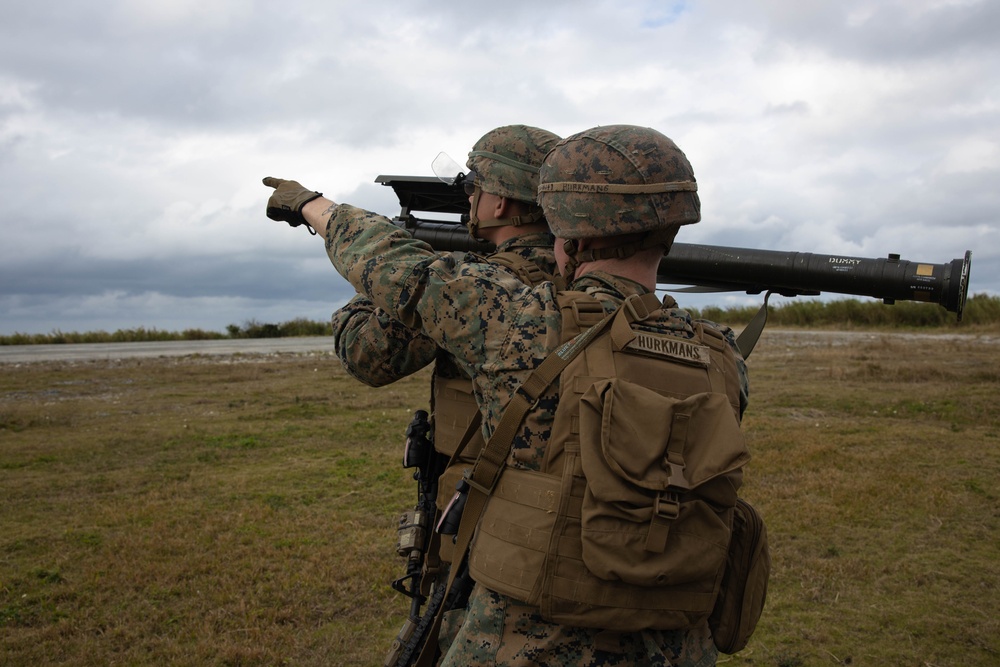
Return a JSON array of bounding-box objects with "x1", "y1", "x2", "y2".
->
[{"x1": 2, "y1": 330, "x2": 998, "y2": 666}]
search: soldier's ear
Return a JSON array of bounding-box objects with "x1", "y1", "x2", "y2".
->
[{"x1": 494, "y1": 197, "x2": 510, "y2": 218}]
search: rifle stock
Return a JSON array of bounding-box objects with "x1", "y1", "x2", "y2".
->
[{"x1": 376, "y1": 175, "x2": 972, "y2": 321}]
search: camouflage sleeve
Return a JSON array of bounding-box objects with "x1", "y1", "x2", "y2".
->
[
  {"x1": 322, "y1": 204, "x2": 539, "y2": 382},
  {"x1": 331, "y1": 293, "x2": 438, "y2": 387}
]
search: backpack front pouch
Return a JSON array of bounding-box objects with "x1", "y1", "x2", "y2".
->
[{"x1": 579, "y1": 378, "x2": 750, "y2": 587}]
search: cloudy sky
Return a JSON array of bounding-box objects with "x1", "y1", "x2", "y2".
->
[{"x1": 1, "y1": 0, "x2": 996, "y2": 336}]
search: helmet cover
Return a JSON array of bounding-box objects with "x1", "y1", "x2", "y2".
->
[
  {"x1": 466, "y1": 125, "x2": 561, "y2": 203},
  {"x1": 537, "y1": 124, "x2": 700, "y2": 239}
]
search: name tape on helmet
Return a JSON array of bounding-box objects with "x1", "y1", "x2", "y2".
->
[{"x1": 538, "y1": 181, "x2": 698, "y2": 195}]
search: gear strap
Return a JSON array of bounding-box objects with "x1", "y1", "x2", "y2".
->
[
  {"x1": 734, "y1": 290, "x2": 773, "y2": 359},
  {"x1": 474, "y1": 208, "x2": 546, "y2": 230}
]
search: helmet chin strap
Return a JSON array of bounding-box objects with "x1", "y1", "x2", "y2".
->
[
  {"x1": 467, "y1": 186, "x2": 485, "y2": 238},
  {"x1": 561, "y1": 239, "x2": 581, "y2": 279},
  {"x1": 467, "y1": 186, "x2": 545, "y2": 240},
  {"x1": 563, "y1": 229, "x2": 679, "y2": 277}
]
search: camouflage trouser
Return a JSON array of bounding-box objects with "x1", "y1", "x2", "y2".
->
[
  {"x1": 438, "y1": 583, "x2": 719, "y2": 667},
  {"x1": 438, "y1": 607, "x2": 468, "y2": 657}
]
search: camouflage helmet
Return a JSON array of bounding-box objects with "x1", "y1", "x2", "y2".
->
[
  {"x1": 537, "y1": 125, "x2": 700, "y2": 239},
  {"x1": 466, "y1": 125, "x2": 561, "y2": 203}
]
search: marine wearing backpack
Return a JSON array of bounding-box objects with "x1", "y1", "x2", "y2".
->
[
  {"x1": 444, "y1": 125, "x2": 770, "y2": 657},
  {"x1": 434, "y1": 285, "x2": 768, "y2": 657}
]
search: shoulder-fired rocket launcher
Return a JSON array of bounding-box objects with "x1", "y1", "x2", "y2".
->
[{"x1": 375, "y1": 175, "x2": 972, "y2": 325}]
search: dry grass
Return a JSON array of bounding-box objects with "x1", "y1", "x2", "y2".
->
[
  {"x1": 1, "y1": 332, "x2": 998, "y2": 666},
  {"x1": 1, "y1": 354, "x2": 423, "y2": 666},
  {"x1": 738, "y1": 331, "x2": 1000, "y2": 666}
]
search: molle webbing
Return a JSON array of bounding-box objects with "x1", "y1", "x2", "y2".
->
[
  {"x1": 431, "y1": 375, "x2": 480, "y2": 458},
  {"x1": 429, "y1": 373, "x2": 482, "y2": 563},
  {"x1": 470, "y1": 467, "x2": 717, "y2": 615}
]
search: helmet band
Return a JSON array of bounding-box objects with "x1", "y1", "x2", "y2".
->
[
  {"x1": 467, "y1": 150, "x2": 541, "y2": 174},
  {"x1": 538, "y1": 181, "x2": 698, "y2": 195}
]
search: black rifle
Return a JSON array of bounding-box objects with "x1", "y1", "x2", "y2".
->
[
  {"x1": 385, "y1": 410, "x2": 444, "y2": 667},
  {"x1": 375, "y1": 175, "x2": 973, "y2": 324},
  {"x1": 385, "y1": 410, "x2": 474, "y2": 667}
]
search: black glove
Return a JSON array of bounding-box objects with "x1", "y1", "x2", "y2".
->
[{"x1": 262, "y1": 177, "x2": 323, "y2": 229}]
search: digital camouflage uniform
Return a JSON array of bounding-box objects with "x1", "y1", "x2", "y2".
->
[
  {"x1": 332, "y1": 125, "x2": 563, "y2": 661},
  {"x1": 322, "y1": 203, "x2": 747, "y2": 666},
  {"x1": 446, "y1": 583, "x2": 718, "y2": 666},
  {"x1": 332, "y1": 232, "x2": 558, "y2": 387},
  {"x1": 334, "y1": 233, "x2": 559, "y2": 660}
]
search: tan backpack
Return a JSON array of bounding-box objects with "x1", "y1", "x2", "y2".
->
[{"x1": 422, "y1": 292, "x2": 768, "y2": 663}]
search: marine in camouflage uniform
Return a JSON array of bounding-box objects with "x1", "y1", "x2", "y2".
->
[
  {"x1": 332, "y1": 124, "x2": 562, "y2": 387},
  {"x1": 331, "y1": 125, "x2": 561, "y2": 659},
  {"x1": 263, "y1": 124, "x2": 748, "y2": 666}
]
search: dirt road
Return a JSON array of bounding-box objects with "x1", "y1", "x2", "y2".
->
[
  {"x1": 2, "y1": 329, "x2": 995, "y2": 364},
  {"x1": 0, "y1": 337, "x2": 340, "y2": 363}
]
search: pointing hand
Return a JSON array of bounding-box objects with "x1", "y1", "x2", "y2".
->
[{"x1": 262, "y1": 177, "x2": 323, "y2": 229}]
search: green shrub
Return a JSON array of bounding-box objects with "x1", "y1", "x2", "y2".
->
[{"x1": 3, "y1": 295, "x2": 997, "y2": 345}]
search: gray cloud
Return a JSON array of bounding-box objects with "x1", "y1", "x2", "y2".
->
[
  {"x1": 742, "y1": 0, "x2": 1000, "y2": 62},
  {"x1": 1, "y1": 0, "x2": 996, "y2": 335}
]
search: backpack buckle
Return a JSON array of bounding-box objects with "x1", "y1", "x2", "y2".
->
[
  {"x1": 664, "y1": 459, "x2": 692, "y2": 492},
  {"x1": 653, "y1": 491, "x2": 680, "y2": 521},
  {"x1": 624, "y1": 294, "x2": 651, "y2": 322},
  {"x1": 647, "y1": 491, "x2": 681, "y2": 552},
  {"x1": 623, "y1": 292, "x2": 662, "y2": 323}
]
